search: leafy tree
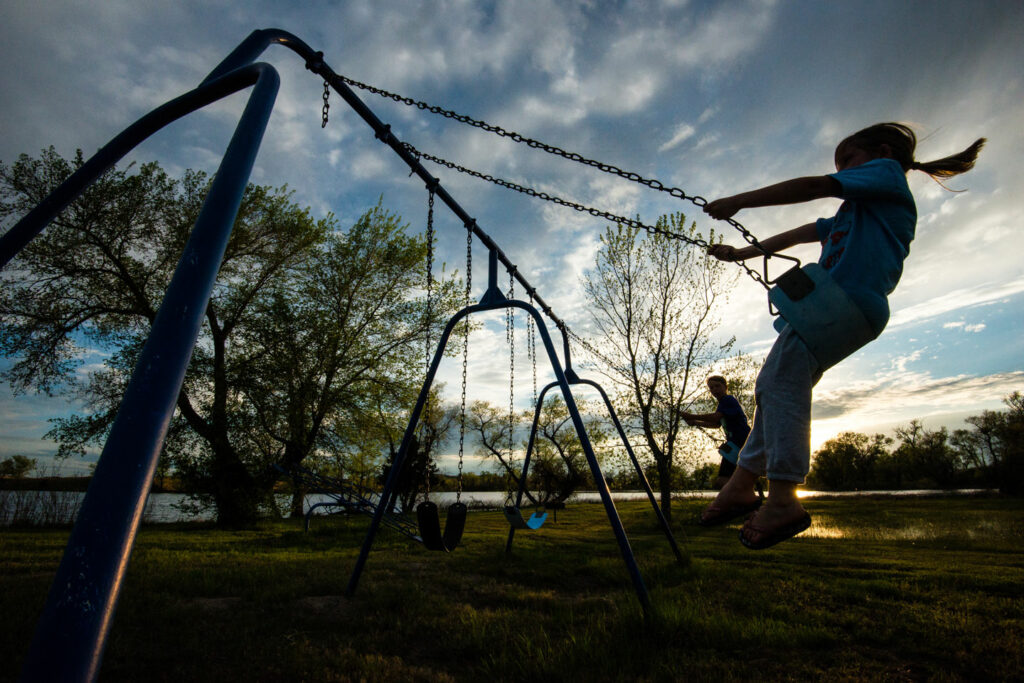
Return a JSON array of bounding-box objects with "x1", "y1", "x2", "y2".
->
[
  {"x1": 688, "y1": 462, "x2": 720, "y2": 490},
  {"x1": 468, "y1": 397, "x2": 608, "y2": 505},
  {"x1": 1, "y1": 149, "x2": 460, "y2": 525},
  {"x1": 468, "y1": 400, "x2": 539, "y2": 505},
  {"x1": 377, "y1": 387, "x2": 459, "y2": 513},
  {"x1": 963, "y1": 392, "x2": 1024, "y2": 495},
  {"x1": 807, "y1": 431, "x2": 892, "y2": 490},
  {"x1": 0, "y1": 455, "x2": 36, "y2": 478},
  {"x1": 581, "y1": 217, "x2": 737, "y2": 523},
  {"x1": 527, "y1": 395, "x2": 609, "y2": 504},
  {"x1": 893, "y1": 421, "x2": 962, "y2": 488}
]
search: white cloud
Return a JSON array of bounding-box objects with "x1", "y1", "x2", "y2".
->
[
  {"x1": 889, "y1": 275, "x2": 1024, "y2": 329},
  {"x1": 810, "y1": 369, "x2": 1024, "y2": 451},
  {"x1": 943, "y1": 321, "x2": 986, "y2": 333},
  {"x1": 659, "y1": 122, "x2": 697, "y2": 153}
]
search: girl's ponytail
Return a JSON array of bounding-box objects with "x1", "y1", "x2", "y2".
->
[
  {"x1": 910, "y1": 137, "x2": 987, "y2": 179},
  {"x1": 841, "y1": 123, "x2": 986, "y2": 188}
]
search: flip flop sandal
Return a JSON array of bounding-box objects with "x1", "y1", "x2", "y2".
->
[
  {"x1": 739, "y1": 512, "x2": 812, "y2": 550},
  {"x1": 696, "y1": 479, "x2": 765, "y2": 527}
]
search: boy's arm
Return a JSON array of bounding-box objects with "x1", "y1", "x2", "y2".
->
[
  {"x1": 683, "y1": 412, "x2": 724, "y2": 427},
  {"x1": 708, "y1": 222, "x2": 819, "y2": 262}
]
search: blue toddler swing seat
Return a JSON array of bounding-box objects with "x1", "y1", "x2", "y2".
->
[
  {"x1": 768, "y1": 263, "x2": 877, "y2": 371},
  {"x1": 503, "y1": 505, "x2": 547, "y2": 530}
]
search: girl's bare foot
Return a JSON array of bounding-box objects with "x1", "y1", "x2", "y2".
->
[{"x1": 699, "y1": 468, "x2": 762, "y2": 525}]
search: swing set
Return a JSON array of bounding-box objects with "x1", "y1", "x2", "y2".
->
[{"x1": 0, "y1": 28, "x2": 871, "y2": 682}]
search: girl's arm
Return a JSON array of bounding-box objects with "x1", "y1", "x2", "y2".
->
[
  {"x1": 708, "y1": 223, "x2": 819, "y2": 261},
  {"x1": 703, "y1": 174, "x2": 840, "y2": 262},
  {"x1": 704, "y1": 175, "x2": 841, "y2": 220}
]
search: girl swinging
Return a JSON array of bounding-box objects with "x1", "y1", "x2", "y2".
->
[{"x1": 699, "y1": 122, "x2": 985, "y2": 549}]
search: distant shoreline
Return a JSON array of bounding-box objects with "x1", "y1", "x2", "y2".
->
[{"x1": 0, "y1": 476, "x2": 999, "y2": 498}]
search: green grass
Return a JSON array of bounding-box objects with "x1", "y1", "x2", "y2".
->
[{"x1": 2, "y1": 495, "x2": 1022, "y2": 681}]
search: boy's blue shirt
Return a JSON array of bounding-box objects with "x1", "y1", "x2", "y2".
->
[
  {"x1": 815, "y1": 158, "x2": 917, "y2": 334},
  {"x1": 717, "y1": 394, "x2": 750, "y2": 447}
]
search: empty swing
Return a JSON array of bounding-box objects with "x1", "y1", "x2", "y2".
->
[
  {"x1": 413, "y1": 186, "x2": 467, "y2": 552},
  {"x1": 500, "y1": 275, "x2": 547, "y2": 532}
]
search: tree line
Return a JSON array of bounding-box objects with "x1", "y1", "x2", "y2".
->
[{"x1": 806, "y1": 393, "x2": 1023, "y2": 494}]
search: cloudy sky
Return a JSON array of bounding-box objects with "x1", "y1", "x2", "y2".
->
[{"x1": 2, "y1": 0, "x2": 1022, "y2": 474}]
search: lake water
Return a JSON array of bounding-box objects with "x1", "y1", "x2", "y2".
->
[{"x1": 0, "y1": 488, "x2": 991, "y2": 525}]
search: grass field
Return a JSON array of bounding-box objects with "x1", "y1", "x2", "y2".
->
[{"x1": 1, "y1": 495, "x2": 1022, "y2": 681}]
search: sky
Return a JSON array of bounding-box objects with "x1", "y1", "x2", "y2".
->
[{"x1": 1, "y1": 0, "x2": 1022, "y2": 476}]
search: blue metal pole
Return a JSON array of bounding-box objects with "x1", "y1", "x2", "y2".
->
[
  {"x1": 18, "y1": 65, "x2": 280, "y2": 683},
  {"x1": 574, "y1": 378, "x2": 687, "y2": 565},
  {"x1": 347, "y1": 299, "x2": 651, "y2": 614},
  {"x1": 517, "y1": 301, "x2": 651, "y2": 613},
  {"x1": 1, "y1": 64, "x2": 280, "y2": 270}
]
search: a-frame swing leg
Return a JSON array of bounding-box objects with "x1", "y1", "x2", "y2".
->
[
  {"x1": 345, "y1": 313, "x2": 451, "y2": 594},
  {"x1": 515, "y1": 301, "x2": 652, "y2": 614},
  {"x1": 575, "y1": 378, "x2": 687, "y2": 565},
  {"x1": 507, "y1": 377, "x2": 686, "y2": 566},
  {"x1": 346, "y1": 298, "x2": 652, "y2": 615}
]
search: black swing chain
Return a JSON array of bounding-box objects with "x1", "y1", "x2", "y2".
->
[
  {"x1": 455, "y1": 223, "x2": 471, "y2": 501},
  {"x1": 420, "y1": 188, "x2": 435, "y2": 487},
  {"x1": 335, "y1": 73, "x2": 781, "y2": 291},
  {"x1": 321, "y1": 80, "x2": 330, "y2": 128},
  {"x1": 400, "y1": 143, "x2": 774, "y2": 292},
  {"x1": 528, "y1": 293, "x2": 537, "y2": 408},
  {"x1": 507, "y1": 274, "x2": 516, "y2": 466}
]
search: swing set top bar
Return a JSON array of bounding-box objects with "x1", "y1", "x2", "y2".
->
[{"x1": 209, "y1": 29, "x2": 569, "y2": 335}]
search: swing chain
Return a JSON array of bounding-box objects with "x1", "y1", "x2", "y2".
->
[
  {"x1": 401, "y1": 143, "x2": 774, "y2": 292},
  {"x1": 337, "y1": 74, "x2": 695, "y2": 198},
  {"x1": 564, "y1": 325, "x2": 621, "y2": 373},
  {"x1": 455, "y1": 224, "x2": 472, "y2": 501},
  {"x1": 507, "y1": 274, "x2": 516, "y2": 466},
  {"x1": 321, "y1": 80, "x2": 330, "y2": 128},
  {"x1": 528, "y1": 293, "x2": 538, "y2": 407},
  {"x1": 337, "y1": 74, "x2": 779, "y2": 290},
  {"x1": 425, "y1": 188, "x2": 435, "y2": 351},
  {"x1": 420, "y1": 188, "x2": 435, "y2": 457}
]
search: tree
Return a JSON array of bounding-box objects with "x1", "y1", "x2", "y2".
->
[
  {"x1": 963, "y1": 392, "x2": 1024, "y2": 495},
  {"x1": 893, "y1": 421, "x2": 962, "y2": 488},
  {"x1": 377, "y1": 387, "x2": 459, "y2": 514},
  {"x1": 807, "y1": 431, "x2": 892, "y2": 490},
  {"x1": 1, "y1": 149, "x2": 460, "y2": 525},
  {"x1": 0, "y1": 455, "x2": 36, "y2": 478},
  {"x1": 468, "y1": 397, "x2": 608, "y2": 505},
  {"x1": 230, "y1": 204, "x2": 462, "y2": 517},
  {"x1": 581, "y1": 217, "x2": 738, "y2": 523},
  {"x1": 527, "y1": 395, "x2": 609, "y2": 504},
  {"x1": 467, "y1": 400, "x2": 539, "y2": 505}
]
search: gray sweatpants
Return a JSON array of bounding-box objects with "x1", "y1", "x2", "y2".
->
[{"x1": 738, "y1": 326, "x2": 823, "y2": 483}]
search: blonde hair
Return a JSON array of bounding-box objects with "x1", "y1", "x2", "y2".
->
[{"x1": 839, "y1": 122, "x2": 985, "y2": 183}]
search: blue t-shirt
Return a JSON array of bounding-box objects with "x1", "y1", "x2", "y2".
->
[
  {"x1": 717, "y1": 394, "x2": 750, "y2": 447},
  {"x1": 815, "y1": 158, "x2": 917, "y2": 334}
]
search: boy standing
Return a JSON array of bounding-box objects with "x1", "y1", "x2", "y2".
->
[{"x1": 683, "y1": 375, "x2": 751, "y2": 489}]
